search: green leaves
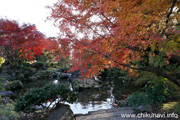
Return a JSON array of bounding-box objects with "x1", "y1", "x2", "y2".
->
[
  {"x1": 15, "y1": 83, "x2": 76, "y2": 112},
  {"x1": 150, "y1": 52, "x2": 167, "y2": 68}
]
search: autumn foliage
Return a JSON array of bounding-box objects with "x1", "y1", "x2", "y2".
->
[
  {"x1": 49, "y1": 0, "x2": 180, "y2": 86},
  {"x1": 0, "y1": 19, "x2": 71, "y2": 64},
  {"x1": 0, "y1": 19, "x2": 45, "y2": 62}
]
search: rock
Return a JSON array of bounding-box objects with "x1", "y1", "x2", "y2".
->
[
  {"x1": 134, "y1": 104, "x2": 153, "y2": 112},
  {"x1": 4, "y1": 80, "x2": 9, "y2": 85},
  {"x1": 115, "y1": 100, "x2": 128, "y2": 107},
  {"x1": 47, "y1": 104, "x2": 75, "y2": 120},
  {"x1": 58, "y1": 68, "x2": 66, "y2": 72},
  {"x1": 1, "y1": 97, "x2": 12, "y2": 104},
  {"x1": 60, "y1": 73, "x2": 71, "y2": 79},
  {"x1": 30, "y1": 70, "x2": 57, "y2": 80},
  {"x1": 55, "y1": 72, "x2": 61, "y2": 78},
  {"x1": 56, "y1": 72, "x2": 72, "y2": 80},
  {"x1": 0, "y1": 91, "x2": 15, "y2": 99},
  {"x1": 73, "y1": 76, "x2": 102, "y2": 90},
  {"x1": 76, "y1": 107, "x2": 137, "y2": 120},
  {"x1": 65, "y1": 70, "x2": 102, "y2": 90},
  {"x1": 68, "y1": 70, "x2": 81, "y2": 81},
  {"x1": 5, "y1": 80, "x2": 23, "y2": 90},
  {"x1": 42, "y1": 67, "x2": 48, "y2": 70}
]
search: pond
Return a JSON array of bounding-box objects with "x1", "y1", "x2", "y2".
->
[{"x1": 60, "y1": 78, "x2": 137, "y2": 115}]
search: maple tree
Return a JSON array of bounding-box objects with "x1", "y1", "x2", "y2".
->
[
  {"x1": 40, "y1": 37, "x2": 71, "y2": 63},
  {"x1": 0, "y1": 19, "x2": 47, "y2": 64},
  {"x1": 49, "y1": 0, "x2": 180, "y2": 86}
]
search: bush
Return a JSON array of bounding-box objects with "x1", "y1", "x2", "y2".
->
[
  {"x1": 14, "y1": 83, "x2": 76, "y2": 112},
  {"x1": 144, "y1": 80, "x2": 168, "y2": 105},
  {"x1": 0, "y1": 103, "x2": 19, "y2": 120},
  {"x1": 0, "y1": 76, "x2": 6, "y2": 91},
  {"x1": 127, "y1": 78, "x2": 169, "y2": 107},
  {"x1": 31, "y1": 62, "x2": 49, "y2": 69},
  {"x1": 127, "y1": 92, "x2": 149, "y2": 107}
]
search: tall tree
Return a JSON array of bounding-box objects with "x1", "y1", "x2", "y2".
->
[
  {"x1": 49, "y1": 0, "x2": 180, "y2": 86},
  {"x1": 0, "y1": 19, "x2": 45, "y2": 63}
]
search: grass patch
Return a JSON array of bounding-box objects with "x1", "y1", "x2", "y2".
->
[{"x1": 162, "y1": 102, "x2": 180, "y2": 115}]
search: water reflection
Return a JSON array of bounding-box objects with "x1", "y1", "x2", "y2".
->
[
  {"x1": 52, "y1": 78, "x2": 136, "y2": 115},
  {"x1": 64, "y1": 80, "x2": 115, "y2": 114},
  {"x1": 65, "y1": 100, "x2": 113, "y2": 114}
]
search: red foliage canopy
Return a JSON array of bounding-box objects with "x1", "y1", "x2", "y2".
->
[{"x1": 0, "y1": 19, "x2": 45, "y2": 61}]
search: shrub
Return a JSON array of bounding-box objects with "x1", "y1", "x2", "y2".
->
[
  {"x1": 0, "y1": 103, "x2": 19, "y2": 120},
  {"x1": 31, "y1": 62, "x2": 49, "y2": 69},
  {"x1": 14, "y1": 83, "x2": 76, "y2": 112},
  {"x1": 144, "y1": 79, "x2": 168, "y2": 105},
  {"x1": 0, "y1": 76, "x2": 6, "y2": 91},
  {"x1": 127, "y1": 92, "x2": 149, "y2": 107},
  {"x1": 127, "y1": 78, "x2": 169, "y2": 107}
]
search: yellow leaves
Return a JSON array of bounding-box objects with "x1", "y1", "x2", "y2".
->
[
  {"x1": 178, "y1": 38, "x2": 180, "y2": 42},
  {"x1": 0, "y1": 57, "x2": 5, "y2": 67}
]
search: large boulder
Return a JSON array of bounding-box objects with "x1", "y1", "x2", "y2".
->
[
  {"x1": 76, "y1": 76, "x2": 102, "y2": 90},
  {"x1": 67, "y1": 70, "x2": 102, "y2": 90},
  {"x1": 47, "y1": 104, "x2": 74, "y2": 120},
  {"x1": 5, "y1": 80, "x2": 23, "y2": 90},
  {"x1": 60, "y1": 73, "x2": 71, "y2": 79},
  {"x1": 134, "y1": 104, "x2": 153, "y2": 112},
  {"x1": 30, "y1": 70, "x2": 57, "y2": 80},
  {"x1": 0, "y1": 91, "x2": 15, "y2": 99},
  {"x1": 68, "y1": 70, "x2": 81, "y2": 82}
]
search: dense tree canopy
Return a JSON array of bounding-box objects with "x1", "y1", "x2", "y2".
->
[
  {"x1": 0, "y1": 19, "x2": 45, "y2": 62},
  {"x1": 0, "y1": 19, "x2": 70, "y2": 64},
  {"x1": 49, "y1": 0, "x2": 180, "y2": 86}
]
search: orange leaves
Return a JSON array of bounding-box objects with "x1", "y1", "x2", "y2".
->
[{"x1": 49, "y1": 0, "x2": 180, "y2": 78}]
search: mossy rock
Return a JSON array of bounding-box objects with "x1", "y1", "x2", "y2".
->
[
  {"x1": 32, "y1": 70, "x2": 56, "y2": 79},
  {"x1": 117, "y1": 100, "x2": 128, "y2": 107},
  {"x1": 5, "y1": 80, "x2": 23, "y2": 90}
]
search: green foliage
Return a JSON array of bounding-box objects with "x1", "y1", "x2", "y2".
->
[
  {"x1": 135, "y1": 71, "x2": 158, "y2": 85},
  {"x1": 100, "y1": 67, "x2": 130, "y2": 78},
  {"x1": 50, "y1": 63, "x2": 58, "y2": 68},
  {"x1": 128, "y1": 76, "x2": 170, "y2": 107},
  {"x1": 0, "y1": 103, "x2": 19, "y2": 120},
  {"x1": 0, "y1": 76, "x2": 6, "y2": 91},
  {"x1": 127, "y1": 92, "x2": 150, "y2": 107},
  {"x1": 150, "y1": 52, "x2": 167, "y2": 68},
  {"x1": 31, "y1": 62, "x2": 49, "y2": 69},
  {"x1": 36, "y1": 53, "x2": 49, "y2": 62},
  {"x1": 144, "y1": 79, "x2": 168, "y2": 105},
  {"x1": 57, "y1": 56, "x2": 70, "y2": 68},
  {"x1": 15, "y1": 83, "x2": 76, "y2": 112},
  {"x1": 162, "y1": 102, "x2": 180, "y2": 114}
]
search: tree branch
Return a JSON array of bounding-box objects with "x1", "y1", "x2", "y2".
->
[{"x1": 166, "y1": 0, "x2": 177, "y2": 24}]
